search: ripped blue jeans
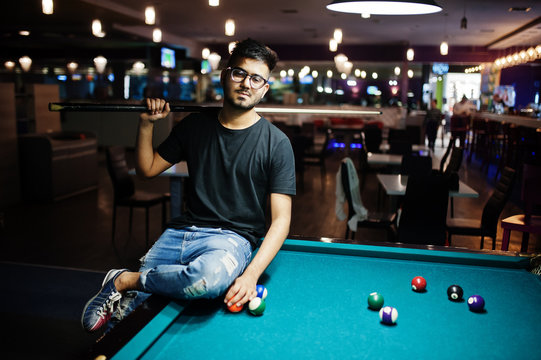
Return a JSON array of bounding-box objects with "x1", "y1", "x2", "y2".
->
[{"x1": 110, "y1": 226, "x2": 252, "y2": 327}]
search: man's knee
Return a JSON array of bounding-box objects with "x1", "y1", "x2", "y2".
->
[{"x1": 183, "y1": 250, "x2": 242, "y2": 299}]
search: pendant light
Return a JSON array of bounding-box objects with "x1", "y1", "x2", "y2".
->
[{"x1": 327, "y1": 0, "x2": 442, "y2": 15}]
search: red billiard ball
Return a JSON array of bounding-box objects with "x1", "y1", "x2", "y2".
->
[
  {"x1": 227, "y1": 302, "x2": 243, "y2": 313},
  {"x1": 411, "y1": 276, "x2": 427, "y2": 292}
]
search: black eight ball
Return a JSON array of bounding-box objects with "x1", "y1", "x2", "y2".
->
[{"x1": 447, "y1": 285, "x2": 464, "y2": 301}]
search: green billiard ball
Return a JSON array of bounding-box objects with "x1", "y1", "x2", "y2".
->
[
  {"x1": 248, "y1": 297, "x2": 266, "y2": 316},
  {"x1": 367, "y1": 292, "x2": 384, "y2": 310}
]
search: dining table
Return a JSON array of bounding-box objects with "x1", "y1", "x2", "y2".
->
[{"x1": 376, "y1": 173, "x2": 478, "y2": 216}]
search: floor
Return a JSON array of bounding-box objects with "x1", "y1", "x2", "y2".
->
[{"x1": 1, "y1": 132, "x2": 539, "y2": 359}]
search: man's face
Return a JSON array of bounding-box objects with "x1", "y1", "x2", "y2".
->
[{"x1": 221, "y1": 58, "x2": 270, "y2": 110}]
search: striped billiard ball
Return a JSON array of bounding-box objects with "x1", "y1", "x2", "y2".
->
[
  {"x1": 379, "y1": 306, "x2": 398, "y2": 325},
  {"x1": 256, "y1": 285, "x2": 268, "y2": 300},
  {"x1": 248, "y1": 297, "x2": 266, "y2": 316}
]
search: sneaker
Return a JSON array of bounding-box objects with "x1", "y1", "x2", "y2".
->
[{"x1": 81, "y1": 269, "x2": 128, "y2": 332}]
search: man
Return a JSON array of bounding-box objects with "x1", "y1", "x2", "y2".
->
[
  {"x1": 424, "y1": 99, "x2": 441, "y2": 151},
  {"x1": 450, "y1": 95, "x2": 474, "y2": 147},
  {"x1": 81, "y1": 38, "x2": 296, "y2": 333}
]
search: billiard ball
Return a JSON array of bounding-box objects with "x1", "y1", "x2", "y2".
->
[
  {"x1": 447, "y1": 285, "x2": 464, "y2": 301},
  {"x1": 227, "y1": 302, "x2": 243, "y2": 313},
  {"x1": 467, "y1": 295, "x2": 485, "y2": 312},
  {"x1": 256, "y1": 285, "x2": 268, "y2": 300},
  {"x1": 367, "y1": 292, "x2": 384, "y2": 310},
  {"x1": 248, "y1": 297, "x2": 266, "y2": 316},
  {"x1": 379, "y1": 306, "x2": 398, "y2": 325},
  {"x1": 411, "y1": 276, "x2": 427, "y2": 292}
]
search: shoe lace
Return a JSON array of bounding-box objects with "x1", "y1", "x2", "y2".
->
[{"x1": 96, "y1": 291, "x2": 122, "y2": 320}]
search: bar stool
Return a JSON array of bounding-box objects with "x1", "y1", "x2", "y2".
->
[
  {"x1": 467, "y1": 117, "x2": 487, "y2": 163},
  {"x1": 483, "y1": 120, "x2": 505, "y2": 173},
  {"x1": 495, "y1": 123, "x2": 518, "y2": 180}
]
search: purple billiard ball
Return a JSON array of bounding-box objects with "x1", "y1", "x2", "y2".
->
[
  {"x1": 379, "y1": 306, "x2": 398, "y2": 325},
  {"x1": 467, "y1": 295, "x2": 485, "y2": 312}
]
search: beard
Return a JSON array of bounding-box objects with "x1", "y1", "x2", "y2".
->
[{"x1": 223, "y1": 88, "x2": 262, "y2": 110}]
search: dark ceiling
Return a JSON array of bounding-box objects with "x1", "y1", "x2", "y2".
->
[{"x1": 1, "y1": 0, "x2": 540, "y2": 67}]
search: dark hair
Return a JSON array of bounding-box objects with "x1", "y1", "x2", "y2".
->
[{"x1": 226, "y1": 38, "x2": 278, "y2": 71}]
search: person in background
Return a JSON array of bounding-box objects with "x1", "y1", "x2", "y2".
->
[
  {"x1": 450, "y1": 95, "x2": 474, "y2": 147},
  {"x1": 424, "y1": 98, "x2": 442, "y2": 151},
  {"x1": 81, "y1": 38, "x2": 296, "y2": 333}
]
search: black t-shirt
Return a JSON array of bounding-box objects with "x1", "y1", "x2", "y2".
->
[{"x1": 157, "y1": 110, "x2": 296, "y2": 247}]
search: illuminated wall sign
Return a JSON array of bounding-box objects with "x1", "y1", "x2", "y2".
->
[{"x1": 432, "y1": 63, "x2": 449, "y2": 75}]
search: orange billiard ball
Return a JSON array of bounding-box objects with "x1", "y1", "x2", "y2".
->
[{"x1": 227, "y1": 302, "x2": 244, "y2": 313}]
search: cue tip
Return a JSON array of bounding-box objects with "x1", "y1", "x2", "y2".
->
[{"x1": 48, "y1": 103, "x2": 63, "y2": 111}]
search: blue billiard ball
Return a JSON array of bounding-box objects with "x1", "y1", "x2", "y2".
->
[
  {"x1": 256, "y1": 285, "x2": 267, "y2": 300},
  {"x1": 467, "y1": 295, "x2": 485, "y2": 312}
]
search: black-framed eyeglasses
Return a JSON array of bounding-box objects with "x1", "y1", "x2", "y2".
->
[{"x1": 226, "y1": 67, "x2": 268, "y2": 90}]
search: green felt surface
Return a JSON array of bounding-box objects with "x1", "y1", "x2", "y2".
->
[{"x1": 114, "y1": 241, "x2": 541, "y2": 360}]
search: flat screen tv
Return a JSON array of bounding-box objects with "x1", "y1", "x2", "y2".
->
[{"x1": 161, "y1": 47, "x2": 176, "y2": 69}]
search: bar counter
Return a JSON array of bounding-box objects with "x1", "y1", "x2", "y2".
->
[{"x1": 475, "y1": 112, "x2": 541, "y2": 128}]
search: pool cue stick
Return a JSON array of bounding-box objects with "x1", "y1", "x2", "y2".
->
[
  {"x1": 48, "y1": 102, "x2": 219, "y2": 113},
  {"x1": 49, "y1": 102, "x2": 382, "y2": 115}
]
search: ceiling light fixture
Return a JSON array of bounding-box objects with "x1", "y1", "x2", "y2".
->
[
  {"x1": 209, "y1": 0, "x2": 219, "y2": 6},
  {"x1": 19, "y1": 56, "x2": 32, "y2": 72},
  {"x1": 42, "y1": 0, "x2": 53, "y2": 15},
  {"x1": 406, "y1": 48, "x2": 414, "y2": 61},
  {"x1": 440, "y1": 41, "x2": 448, "y2": 56},
  {"x1": 329, "y1": 38, "x2": 338, "y2": 52},
  {"x1": 145, "y1": 6, "x2": 156, "y2": 25},
  {"x1": 202, "y1": 48, "x2": 210, "y2": 59},
  {"x1": 152, "y1": 28, "x2": 162, "y2": 42},
  {"x1": 334, "y1": 28, "x2": 343, "y2": 44},
  {"x1": 5, "y1": 61, "x2": 16, "y2": 71},
  {"x1": 67, "y1": 62, "x2": 78, "y2": 73},
  {"x1": 460, "y1": 3, "x2": 467, "y2": 29},
  {"x1": 225, "y1": 19, "x2": 235, "y2": 36},
  {"x1": 327, "y1": 0, "x2": 442, "y2": 15},
  {"x1": 92, "y1": 19, "x2": 105, "y2": 38},
  {"x1": 208, "y1": 52, "x2": 221, "y2": 71},
  {"x1": 93, "y1": 56, "x2": 107, "y2": 74},
  {"x1": 132, "y1": 61, "x2": 145, "y2": 75},
  {"x1": 440, "y1": 12, "x2": 448, "y2": 56}
]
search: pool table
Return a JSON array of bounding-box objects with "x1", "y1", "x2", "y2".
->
[{"x1": 92, "y1": 239, "x2": 541, "y2": 360}]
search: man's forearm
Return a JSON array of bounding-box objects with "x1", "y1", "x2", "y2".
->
[
  {"x1": 243, "y1": 213, "x2": 290, "y2": 282},
  {"x1": 135, "y1": 119, "x2": 156, "y2": 178}
]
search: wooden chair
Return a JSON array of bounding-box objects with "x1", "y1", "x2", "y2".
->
[
  {"x1": 105, "y1": 146, "x2": 170, "y2": 249},
  {"x1": 303, "y1": 129, "x2": 331, "y2": 183},
  {"x1": 340, "y1": 160, "x2": 397, "y2": 242},
  {"x1": 362, "y1": 123, "x2": 383, "y2": 153},
  {"x1": 500, "y1": 164, "x2": 541, "y2": 252},
  {"x1": 400, "y1": 153, "x2": 433, "y2": 176},
  {"x1": 447, "y1": 166, "x2": 516, "y2": 250},
  {"x1": 439, "y1": 145, "x2": 464, "y2": 217},
  {"x1": 439, "y1": 143, "x2": 463, "y2": 175},
  {"x1": 398, "y1": 172, "x2": 449, "y2": 246}
]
